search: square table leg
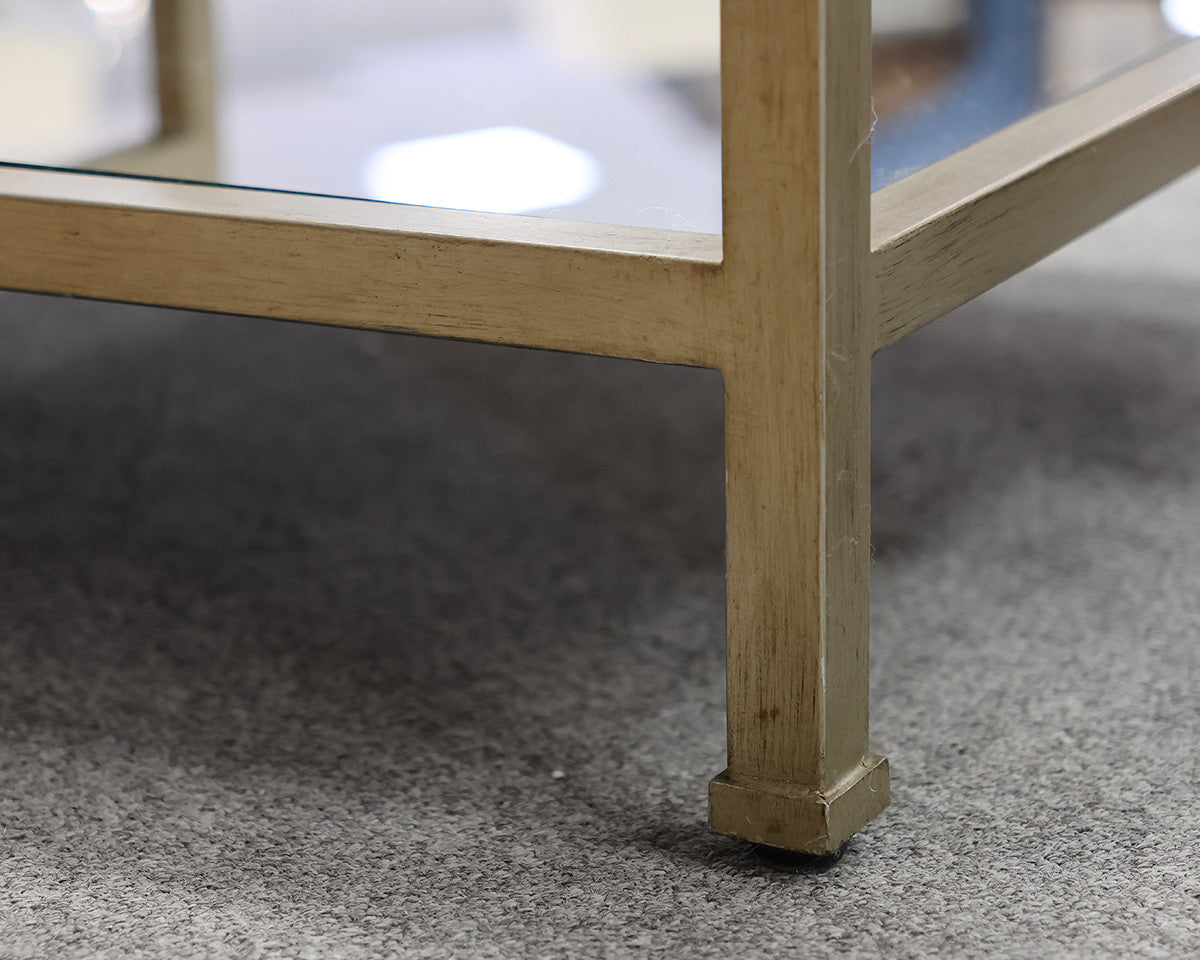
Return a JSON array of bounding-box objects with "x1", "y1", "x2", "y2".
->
[{"x1": 707, "y1": 0, "x2": 890, "y2": 854}]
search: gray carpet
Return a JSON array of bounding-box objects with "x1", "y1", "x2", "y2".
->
[{"x1": 2, "y1": 171, "x2": 1199, "y2": 958}]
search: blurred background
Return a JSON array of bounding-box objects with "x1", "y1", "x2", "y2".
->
[{"x1": 0, "y1": 0, "x2": 1195, "y2": 231}]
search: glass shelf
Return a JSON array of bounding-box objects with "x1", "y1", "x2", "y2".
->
[{"x1": 0, "y1": 0, "x2": 1191, "y2": 231}]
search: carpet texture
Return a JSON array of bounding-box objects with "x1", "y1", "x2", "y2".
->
[{"x1": 2, "y1": 171, "x2": 1199, "y2": 958}]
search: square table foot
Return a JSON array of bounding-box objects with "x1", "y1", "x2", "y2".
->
[{"x1": 708, "y1": 754, "x2": 890, "y2": 855}]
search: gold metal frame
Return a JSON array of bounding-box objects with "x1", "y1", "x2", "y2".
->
[{"x1": 3, "y1": 0, "x2": 1199, "y2": 854}]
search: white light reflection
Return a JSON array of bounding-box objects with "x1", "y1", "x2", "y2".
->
[
  {"x1": 83, "y1": 0, "x2": 151, "y2": 42},
  {"x1": 363, "y1": 126, "x2": 602, "y2": 215},
  {"x1": 1163, "y1": 0, "x2": 1200, "y2": 36}
]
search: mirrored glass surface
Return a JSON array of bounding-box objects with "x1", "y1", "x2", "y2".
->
[
  {"x1": 872, "y1": 0, "x2": 1189, "y2": 187},
  {"x1": 211, "y1": 0, "x2": 723, "y2": 231},
  {"x1": 1, "y1": 0, "x2": 1194, "y2": 229}
]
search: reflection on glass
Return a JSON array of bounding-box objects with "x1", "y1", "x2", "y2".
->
[
  {"x1": 214, "y1": 0, "x2": 723, "y2": 231},
  {"x1": 0, "y1": 0, "x2": 1194, "y2": 225},
  {"x1": 0, "y1": 0, "x2": 156, "y2": 164},
  {"x1": 872, "y1": 0, "x2": 1187, "y2": 187},
  {"x1": 1162, "y1": 0, "x2": 1200, "y2": 35},
  {"x1": 363, "y1": 126, "x2": 602, "y2": 214}
]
